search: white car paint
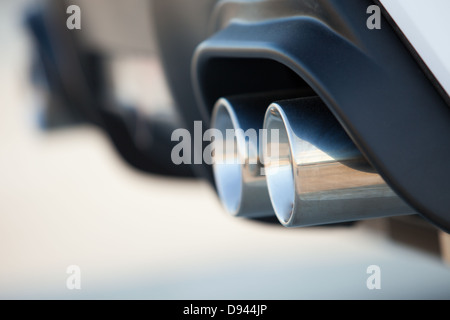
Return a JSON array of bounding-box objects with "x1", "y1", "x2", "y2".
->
[{"x1": 380, "y1": 0, "x2": 450, "y2": 99}]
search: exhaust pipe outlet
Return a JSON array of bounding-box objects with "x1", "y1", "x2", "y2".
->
[
  {"x1": 211, "y1": 91, "x2": 307, "y2": 218},
  {"x1": 263, "y1": 97, "x2": 415, "y2": 227}
]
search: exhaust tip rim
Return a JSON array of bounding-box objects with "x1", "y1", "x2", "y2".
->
[
  {"x1": 263, "y1": 102, "x2": 297, "y2": 226},
  {"x1": 211, "y1": 98, "x2": 247, "y2": 216}
]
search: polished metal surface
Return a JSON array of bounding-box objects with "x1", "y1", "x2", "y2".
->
[
  {"x1": 211, "y1": 92, "x2": 303, "y2": 218},
  {"x1": 263, "y1": 97, "x2": 415, "y2": 227}
]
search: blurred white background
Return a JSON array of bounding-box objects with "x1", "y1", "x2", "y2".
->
[{"x1": 0, "y1": 0, "x2": 450, "y2": 299}]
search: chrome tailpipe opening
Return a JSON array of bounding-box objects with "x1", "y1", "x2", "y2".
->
[
  {"x1": 211, "y1": 95, "x2": 272, "y2": 218},
  {"x1": 211, "y1": 92, "x2": 307, "y2": 218},
  {"x1": 263, "y1": 97, "x2": 416, "y2": 227}
]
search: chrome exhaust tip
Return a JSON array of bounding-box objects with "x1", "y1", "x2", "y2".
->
[
  {"x1": 211, "y1": 92, "x2": 307, "y2": 218},
  {"x1": 263, "y1": 97, "x2": 415, "y2": 227}
]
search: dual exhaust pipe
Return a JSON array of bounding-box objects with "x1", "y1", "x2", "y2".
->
[{"x1": 211, "y1": 93, "x2": 414, "y2": 227}]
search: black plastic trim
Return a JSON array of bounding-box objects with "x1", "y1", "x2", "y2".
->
[{"x1": 192, "y1": 0, "x2": 450, "y2": 232}]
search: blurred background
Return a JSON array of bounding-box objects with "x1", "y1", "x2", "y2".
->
[{"x1": 1, "y1": 0, "x2": 450, "y2": 299}]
